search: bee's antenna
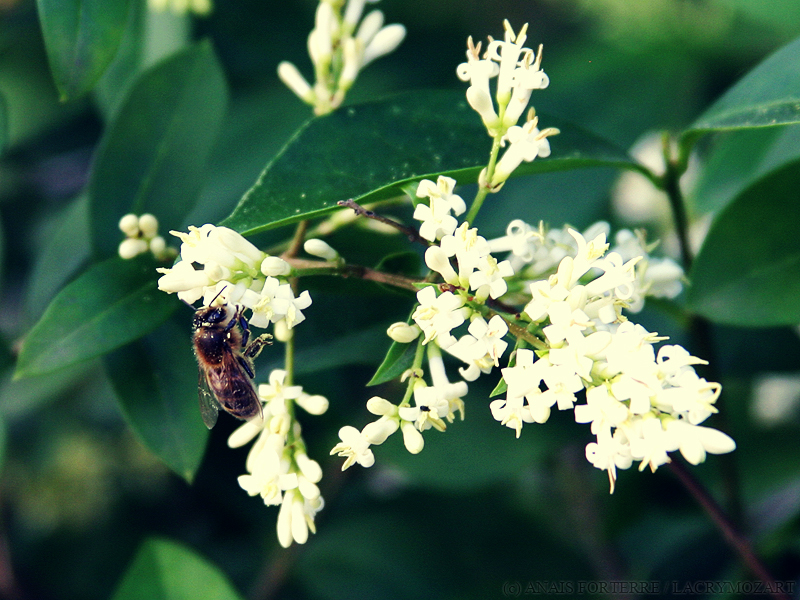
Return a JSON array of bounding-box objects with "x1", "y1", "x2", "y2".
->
[{"x1": 208, "y1": 286, "x2": 228, "y2": 307}]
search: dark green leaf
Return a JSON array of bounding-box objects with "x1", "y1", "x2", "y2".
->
[
  {"x1": 0, "y1": 92, "x2": 7, "y2": 152},
  {"x1": 0, "y1": 360, "x2": 98, "y2": 423},
  {"x1": 687, "y1": 159, "x2": 800, "y2": 326},
  {"x1": 691, "y1": 125, "x2": 800, "y2": 214},
  {"x1": 25, "y1": 194, "x2": 91, "y2": 322},
  {"x1": 106, "y1": 317, "x2": 207, "y2": 482},
  {"x1": 36, "y1": 0, "x2": 131, "y2": 100},
  {"x1": 94, "y1": 0, "x2": 145, "y2": 119},
  {"x1": 112, "y1": 537, "x2": 243, "y2": 600},
  {"x1": 89, "y1": 41, "x2": 228, "y2": 256},
  {"x1": 366, "y1": 338, "x2": 417, "y2": 387},
  {"x1": 15, "y1": 255, "x2": 177, "y2": 378},
  {"x1": 221, "y1": 89, "x2": 636, "y2": 236},
  {"x1": 686, "y1": 36, "x2": 800, "y2": 136}
]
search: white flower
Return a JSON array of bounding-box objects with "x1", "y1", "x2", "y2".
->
[
  {"x1": 469, "y1": 254, "x2": 514, "y2": 301},
  {"x1": 331, "y1": 426, "x2": 375, "y2": 470},
  {"x1": 490, "y1": 117, "x2": 556, "y2": 188},
  {"x1": 439, "y1": 222, "x2": 492, "y2": 285},
  {"x1": 425, "y1": 246, "x2": 460, "y2": 286},
  {"x1": 412, "y1": 287, "x2": 470, "y2": 349},
  {"x1": 413, "y1": 198, "x2": 459, "y2": 242},
  {"x1": 426, "y1": 346, "x2": 468, "y2": 421},
  {"x1": 417, "y1": 176, "x2": 467, "y2": 216},
  {"x1": 237, "y1": 448, "x2": 298, "y2": 506},
  {"x1": 548, "y1": 328, "x2": 612, "y2": 382},
  {"x1": 585, "y1": 428, "x2": 633, "y2": 493},
  {"x1": 501, "y1": 348, "x2": 544, "y2": 400},
  {"x1": 502, "y1": 45, "x2": 549, "y2": 128},
  {"x1": 539, "y1": 359, "x2": 585, "y2": 411},
  {"x1": 486, "y1": 21, "x2": 530, "y2": 104},
  {"x1": 487, "y1": 219, "x2": 542, "y2": 262},
  {"x1": 244, "y1": 277, "x2": 312, "y2": 329},
  {"x1": 664, "y1": 420, "x2": 736, "y2": 465},
  {"x1": 628, "y1": 416, "x2": 674, "y2": 472},
  {"x1": 156, "y1": 261, "x2": 217, "y2": 303},
  {"x1": 276, "y1": 489, "x2": 322, "y2": 548},
  {"x1": 446, "y1": 315, "x2": 508, "y2": 381},
  {"x1": 574, "y1": 385, "x2": 630, "y2": 436},
  {"x1": 490, "y1": 395, "x2": 534, "y2": 438},
  {"x1": 399, "y1": 384, "x2": 450, "y2": 432},
  {"x1": 414, "y1": 176, "x2": 466, "y2": 242}
]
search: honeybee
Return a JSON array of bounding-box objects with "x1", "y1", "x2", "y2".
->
[{"x1": 192, "y1": 301, "x2": 272, "y2": 429}]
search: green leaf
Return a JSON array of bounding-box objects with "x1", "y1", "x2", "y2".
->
[
  {"x1": 15, "y1": 255, "x2": 177, "y2": 378},
  {"x1": 112, "y1": 537, "x2": 243, "y2": 600},
  {"x1": 686, "y1": 36, "x2": 800, "y2": 137},
  {"x1": 367, "y1": 338, "x2": 418, "y2": 387},
  {"x1": 0, "y1": 92, "x2": 7, "y2": 153},
  {"x1": 489, "y1": 377, "x2": 506, "y2": 398},
  {"x1": 221, "y1": 89, "x2": 636, "y2": 236},
  {"x1": 89, "y1": 41, "x2": 228, "y2": 256},
  {"x1": 687, "y1": 159, "x2": 800, "y2": 326},
  {"x1": 106, "y1": 317, "x2": 207, "y2": 482},
  {"x1": 691, "y1": 125, "x2": 800, "y2": 214},
  {"x1": 25, "y1": 194, "x2": 91, "y2": 321},
  {"x1": 36, "y1": 0, "x2": 131, "y2": 101}
]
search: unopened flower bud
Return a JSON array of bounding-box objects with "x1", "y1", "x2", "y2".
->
[
  {"x1": 119, "y1": 238, "x2": 148, "y2": 259},
  {"x1": 149, "y1": 235, "x2": 166, "y2": 255},
  {"x1": 401, "y1": 421, "x2": 424, "y2": 454},
  {"x1": 386, "y1": 322, "x2": 421, "y2": 344},
  {"x1": 366, "y1": 396, "x2": 397, "y2": 416},
  {"x1": 363, "y1": 417, "x2": 399, "y2": 445},
  {"x1": 296, "y1": 393, "x2": 329, "y2": 415},
  {"x1": 138, "y1": 213, "x2": 159, "y2": 238},
  {"x1": 296, "y1": 453, "x2": 323, "y2": 483},
  {"x1": 274, "y1": 319, "x2": 292, "y2": 343},
  {"x1": 304, "y1": 239, "x2": 339, "y2": 261},
  {"x1": 119, "y1": 213, "x2": 140, "y2": 237},
  {"x1": 261, "y1": 256, "x2": 291, "y2": 277},
  {"x1": 362, "y1": 23, "x2": 406, "y2": 67},
  {"x1": 278, "y1": 61, "x2": 315, "y2": 103}
]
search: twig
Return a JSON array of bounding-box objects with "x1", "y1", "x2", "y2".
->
[
  {"x1": 668, "y1": 460, "x2": 790, "y2": 600},
  {"x1": 337, "y1": 199, "x2": 430, "y2": 246}
]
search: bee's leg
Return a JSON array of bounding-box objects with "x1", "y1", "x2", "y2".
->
[
  {"x1": 244, "y1": 334, "x2": 273, "y2": 360},
  {"x1": 236, "y1": 310, "x2": 252, "y2": 347},
  {"x1": 236, "y1": 355, "x2": 256, "y2": 379}
]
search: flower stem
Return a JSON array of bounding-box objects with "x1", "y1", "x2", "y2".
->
[
  {"x1": 668, "y1": 460, "x2": 789, "y2": 600},
  {"x1": 465, "y1": 134, "x2": 503, "y2": 225},
  {"x1": 661, "y1": 133, "x2": 751, "y2": 574}
]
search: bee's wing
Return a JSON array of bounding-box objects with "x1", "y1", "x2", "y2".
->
[{"x1": 198, "y1": 369, "x2": 220, "y2": 430}]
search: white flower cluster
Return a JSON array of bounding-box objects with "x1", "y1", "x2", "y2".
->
[
  {"x1": 278, "y1": 0, "x2": 405, "y2": 115},
  {"x1": 332, "y1": 181, "x2": 731, "y2": 491},
  {"x1": 331, "y1": 344, "x2": 468, "y2": 464},
  {"x1": 457, "y1": 20, "x2": 558, "y2": 189},
  {"x1": 494, "y1": 227, "x2": 734, "y2": 491},
  {"x1": 228, "y1": 369, "x2": 328, "y2": 547},
  {"x1": 118, "y1": 213, "x2": 172, "y2": 261},
  {"x1": 156, "y1": 224, "x2": 312, "y2": 334}
]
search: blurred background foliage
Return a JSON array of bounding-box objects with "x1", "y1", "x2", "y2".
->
[{"x1": 0, "y1": 0, "x2": 799, "y2": 599}]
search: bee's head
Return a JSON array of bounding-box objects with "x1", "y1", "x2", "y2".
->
[{"x1": 193, "y1": 304, "x2": 231, "y2": 329}]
